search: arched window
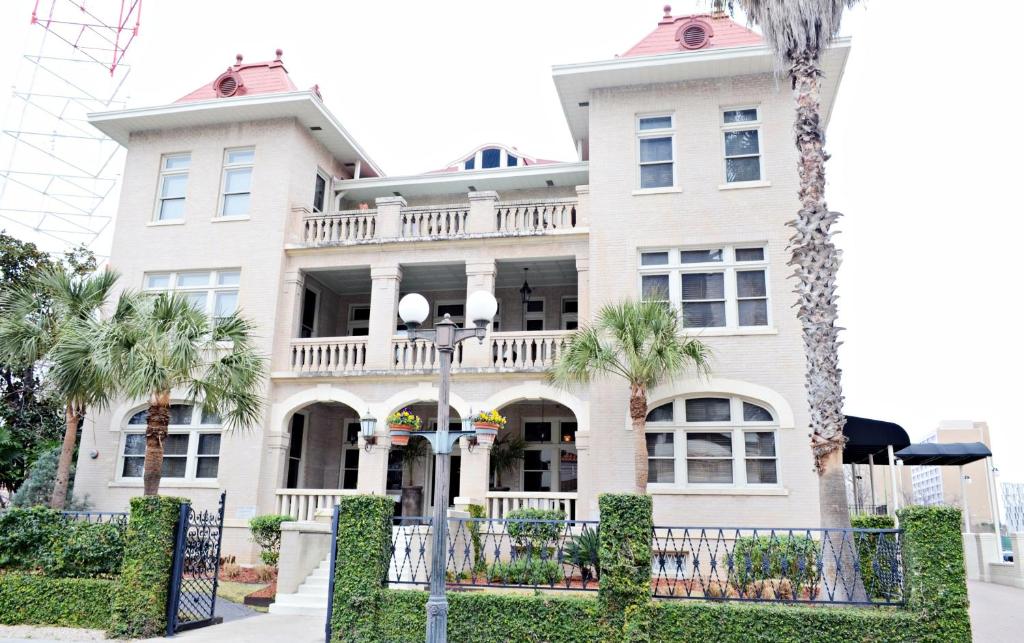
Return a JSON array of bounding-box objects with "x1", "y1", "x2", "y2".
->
[
  {"x1": 119, "y1": 404, "x2": 222, "y2": 482},
  {"x1": 645, "y1": 396, "x2": 777, "y2": 487}
]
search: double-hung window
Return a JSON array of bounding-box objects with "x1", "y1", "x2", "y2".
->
[
  {"x1": 144, "y1": 269, "x2": 240, "y2": 320},
  {"x1": 638, "y1": 245, "x2": 770, "y2": 330},
  {"x1": 645, "y1": 396, "x2": 778, "y2": 488},
  {"x1": 120, "y1": 404, "x2": 222, "y2": 482},
  {"x1": 637, "y1": 114, "x2": 675, "y2": 189},
  {"x1": 155, "y1": 153, "x2": 190, "y2": 221},
  {"x1": 519, "y1": 418, "x2": 577, "y2": 493},
  {"x1": 722, "y1": 107, "x2": 763, "y2": 183},
  {"x1": 220, "y1": 147, "x2": 254, "y2": 217}
]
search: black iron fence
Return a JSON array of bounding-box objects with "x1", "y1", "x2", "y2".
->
[
  {"x1": 387, "y1": 516, "x2": 601, "y2": 591},
  {"x1": 59, "y1": 510, "x2": 129, "y2": 527},
  {"x1": 651, "y1": 526, "x2": 905, "y2": 605}
]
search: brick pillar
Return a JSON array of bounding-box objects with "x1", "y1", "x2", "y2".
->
[
  {"x1": 375, "y1": 195, "x2": 406, "y2": 238},
  {"x1": 355, "y1": 435, "x2": 390, "y2": 495},
  {"x1": 467, "y1": 190, "x2": 499, "y2": 233},
  {"x1": 461, "y1": 259, "x2": 496, "y2": 368},
  {"x1": 366, "y1": 264, "x2": 401, "y2": 369},
  {"x1": 455, "y1": 438, "x2": 492, "y2": 509},
  {"x1": 574, "y1": 429, "x2": 593, "y2": 519},
  {"x1": 575, "y1": 184, "x2": 590, "y2": 227},
  {"x1": 273, "y1": 270, "x2": 304, "y2": 373}
]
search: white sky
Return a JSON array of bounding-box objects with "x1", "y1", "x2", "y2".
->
[{"x1": 1, "y1": 1, "x2": 1022, "y2": 483}]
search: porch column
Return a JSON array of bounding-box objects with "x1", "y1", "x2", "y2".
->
[
  {"x1": 461, "y1": 259, "x2": 496, "y2": 368},
  {"x1": 274, "y1": 270, "x2": 305, "y2": 372},
  {"x1": 574, "y1": 429, "x2": 593, "y2": 520},
  {"x1": 455, "y1": 437, "x2": 492, "y2": 510},
  {"x1": 375, "y1": 195, "x2": 406, "y2": 238},
  {"x1": 262, "y1": 431, "x2": 292, "y2": 516},
  {"x1": 366, "y1": 264, "x2": 402, "y2": 370},
  {"x1": 356, "y1": 433, "x2": 390, "y2": 495},
  {"x1": 575, "y1": 256, "x2": 590, "y2": 324},
  {"x1": 574, "y1": 184, "x2": 590, "y2": 227},
  {"x1": 467, "y1": 190, "x2": 499, "y2": 234}
]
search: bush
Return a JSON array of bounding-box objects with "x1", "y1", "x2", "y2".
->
[
  {"x1": 10, "y1": 446, "x2": 90, "y2": 510},
  {"x1": 505, "y1": 507, "x2": 565, "y2": 550},
  {"x1": 597, "y1": 494, "x2": 652, "y2": 621},
  {"x1": 488, "y1": 557, "x2": 563, "y2": 585},
  {"x1": 330, "y1": 495, "x2": 394, "y2": 641},
  {"x1": 249, "y1": 514, "x2": 292, "y2": 566},
  {"x1": 42, "y1": 520, "x2": 124, "y2": 579},
  {"x1": 731, "y1": 534, "x2": 820, "y2": 595},
  {"x1": 0, "y1": 506, "x2": 64, "y2": 571},
  {"x1": 565, "y1": 525, "x2": 600, "y2": 580},
  {"x1": 850, "y1": 514, "x2": 900, "y2": 600},
  {"x1": 467, "y1": 503, "x2": 486, "y2": 572},
  {"x1": 0, "y1": 573, "x2": 115, "y2": 629}
]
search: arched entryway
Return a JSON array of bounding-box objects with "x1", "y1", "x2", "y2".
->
[{"x1": 387, "y1": 401, "x2": 462, "y2": 517}]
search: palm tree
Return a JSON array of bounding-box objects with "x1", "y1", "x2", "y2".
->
[
  {"x1": 548, "y1": 299, "x2": 710, "y2": 493},
  {"x1": 101, "y1": 292, "x2": 265, "y2": 495},
  {"x1": 0, "y1": 266, "x2": 119, "y2": 509},
  {"x1": 726, "y1": 0, "x2": 858, "y2": 530}
]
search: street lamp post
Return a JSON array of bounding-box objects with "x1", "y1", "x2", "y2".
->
[{"x1": 398, "y1": 290, "x2": 497, "y2": 643}]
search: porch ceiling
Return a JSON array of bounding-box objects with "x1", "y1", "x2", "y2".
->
[
  {"x1": 496, "y1": 258, "x2": 577, "y2": 288},
  {"x1": 307, "y1": 266, "x2": 372, "y2": 295}
]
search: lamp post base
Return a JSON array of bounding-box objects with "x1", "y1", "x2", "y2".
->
[{"x1": 426, "y1": 595, "x2": 448, "y2": 643}]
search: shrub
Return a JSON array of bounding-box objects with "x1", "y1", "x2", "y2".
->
[
  {"x1": 42, "y1": 519, "x2": 125, "y2": 579},
  {"x1": 467, "y1": 503, "x2": 486, "y2": 572},
  {"x1": 506, "y1": 507, "x2": 565, "y2": 550},
  {"x1": 731, "y1": 534, "x2": 820, "y2": 595},
  {"x1": 249, "y1": 514, "x2": 292, "y2": 566},
  {"x1": 850, "y1": 514, "x2": 900, "y2": 600},
  {"x1": 0, "y1": 573, "x2": 115, "y2": 629},
  {"x1": 488, "y1": 557, "x2": 563, "y2": 585},
  {"x1": 10, "y1": 446, "x2": 90, "y2": 510},
  {"x1": 597, "y1": 493, "x2": 652, "y2": 622},
  {"x1": 0, "y1": 506, "x2": 64, "y2": 570},
  {"x1": 565, "y1": 525, "x2": 600, "y2": 581},
  {"x1": 330, "y1": 495, "x2": 394, "y2": 641}
]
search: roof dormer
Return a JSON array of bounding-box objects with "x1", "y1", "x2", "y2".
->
[{"x1": 434, "y1": 143, "x2": 559, "y2": 173}]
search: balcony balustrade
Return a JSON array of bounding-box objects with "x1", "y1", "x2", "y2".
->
[
  {"x1": 400, "y1": 204, "x2": 469, "y2": 238},
  {"x1": 302, "y1": 209, "x2": 376, "y2": 245},
  {"x1": 289, "y1": 337, "x2": 367, "y2": 374},
  {"x1": 275, "y1": 488, "x2": 360, "y2": 521},
  {"x1": 495, "y1": 198, "x2": 577, "y2": 233},
  {"x1": 490, "y1": 330, "x2": 571, "y2": 369},
  {"x1": 485, "y1": 491, "x2": 578, "y2": 520}
]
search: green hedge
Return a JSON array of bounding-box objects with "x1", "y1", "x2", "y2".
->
[
  {"x1": 249, "y1": 514, "x2": 292, "y2": 565},
  {"x1": 330, "y1": 495, "x2": 394, "y2": 642},
  {"x1": 109, "y1": 495, "x2": 185, "y2": 639},
  {"x1": 0, "y1": 573, "x2": 115, "y2": 629},
  {"x1": 898, "y1": 505, "x2": 971, "y2": 641},
  {"x1": 0, "y1": 506, "x2": 125, "y2": 578},
  {"x1": 850, "y1": 514, "x2": 899, "y2": 600},
  {"x1": 731, "y1": 535, "x2": 820, "y2": 595},
  {"x1": 598, "y1": 493, "x2": 652, "y2": 621}
]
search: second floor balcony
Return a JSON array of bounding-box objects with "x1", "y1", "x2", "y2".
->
[{"x1": 291, "y1": 190, "x2": 586, "y2": 248}]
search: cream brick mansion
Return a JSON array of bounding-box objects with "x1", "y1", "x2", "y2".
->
[{"x1": 77, "y1": 9, "x2": 850, "y2": 558}]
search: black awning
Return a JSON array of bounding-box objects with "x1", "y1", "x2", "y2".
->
[
  {"x1": 894, "y1": 442, "x2": 992, "y2": 466},
  {"x1": 843, "y1": 415, "x2": 911, "y2": 465}
]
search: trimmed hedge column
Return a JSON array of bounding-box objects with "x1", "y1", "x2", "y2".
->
[
  {"x1": 898, "y1": 505, "x2": 971, "y2": 642},
  {"x1": 109, "y1": 495, "x2": 185, "y2": 639},
  {"x1": 330, "y1": 494, "x2": 394, "y2": 642},
  {"x1": 598, "y1": 493, "x2": 652, "y2": 625}
]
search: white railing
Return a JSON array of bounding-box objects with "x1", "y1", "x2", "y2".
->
[
  {"x1": 290, "y1": 337, "x2": 367, "y2": 374},
  {"x1": 495, "y1": 198, "x2": 577, "y2": 233},
  {"x1": 490, "y1": 330, "x2": 571, "y2": 369},
  {"x1": 486, "y1": 491, "x2": 578, "y2": 520},
  {"x1": 400, "y1": 204, "x2": 469, "y2": 238},
  {"x1": 275, "y1": 488, "x2": 360, "y2": 521},
  {"x1": 303, "y1": 209, "x2": 376, "y2": 244},
  {"x1": 391, "y1": 336, "x2": 462, "y2": 371}
]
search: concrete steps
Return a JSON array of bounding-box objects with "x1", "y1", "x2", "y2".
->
[{"x1": 269, "y1": 557, "x2": 331, "y2": 617}]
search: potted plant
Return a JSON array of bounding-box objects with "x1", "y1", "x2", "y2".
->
[
  {"x1": 471, "y1": 409, "x2": 507, "y2": 445},
  {"x1": 399, "y1": 435, "x2": 429, "y2": 518},
  {"x1": 489, "y1": 435, "x2": 525, "y2": 491},
  {"x1": 387, "y1": 409, "x2": 421, "y2": 447}
]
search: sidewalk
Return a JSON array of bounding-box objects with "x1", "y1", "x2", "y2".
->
[
  {"x1": 969, "y1": 580, "x2": 1024, "y2": 642},
  {"x1": 158, "y1": 614, "x2": 322, "y2": 643}
]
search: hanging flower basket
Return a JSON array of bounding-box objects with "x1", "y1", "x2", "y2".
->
[
  {"x1": 471, "y1": 410, "x2": 507, "y2": 445},
  {"x1": 387, "y1": 409, "x2": 422, "y2": 447}
]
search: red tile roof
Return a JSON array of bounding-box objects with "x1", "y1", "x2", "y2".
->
[
  {"x1": 621, "y1": 8, "x2": 762, "y2": 58},
  {"x1": 175, "y1": 50, "x2": 299, "y2": 103}
]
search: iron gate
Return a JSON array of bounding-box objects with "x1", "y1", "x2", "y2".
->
[{"x1": 166, "y1": 491, "x2": 227, "y2": 635}]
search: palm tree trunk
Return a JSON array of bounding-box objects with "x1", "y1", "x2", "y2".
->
[
  {"x1": 48, "y1": 402, "x2": 80, "y2": 509},
  {"x1": 630, "y1": 385, "x2": 649, "y2": 494},
  {"x1": 142, "y1": 392, "x2": 171, "y2": 496}
]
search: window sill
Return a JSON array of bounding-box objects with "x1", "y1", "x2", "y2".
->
[
  {"x1": 632, "y1": 186, "x2": 682, "y2": 196},
  {"x1": 685, "y1": 327, "x2": 778, "y2": 337},
  {"x1": 109, "y1": 480, "x2": 221, "y2": 489},
  {"x1": 718, "y1": 180, "x2": 771, "y2": 191},
  {"x1": 211, "y1": 215, "x2": 251, "y2": 222},
  {"x1": 146, "y1": 220, "x2": 185, "y2": 227},
  {"x1": 648, "y1": 486, "x2": 789, "y2": 496}
]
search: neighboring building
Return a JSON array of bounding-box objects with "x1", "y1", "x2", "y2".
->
[
  {"x1": 78, "y1": 9, "x2": 850, "y2": 559},
  {"x1": 1004, "y1": 482, "x2": 1024, "y2": 534},
  {"x1": 904, "y1": 421, "x2": 995, "y2": 532}
]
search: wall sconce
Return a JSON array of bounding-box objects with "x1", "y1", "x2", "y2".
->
[{"x1": 360, "y1": 411, "x2": 378, "y2": 451}]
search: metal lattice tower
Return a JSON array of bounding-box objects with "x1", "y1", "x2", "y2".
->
[{"x1": 0, "y1": 0, "x2": 142, "y2": 254}]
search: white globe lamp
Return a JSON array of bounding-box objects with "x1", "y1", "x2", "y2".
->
[
  {"x1": 466, "y1": 290, "x2": 498, "y2": 329},
  {"x1": 398, "y1": 293, "x2": 430, "y2": 330}
]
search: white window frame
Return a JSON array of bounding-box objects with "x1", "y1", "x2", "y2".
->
[
  {"x1": 561, "y1": 296, "x2": 578, "y2": 330},
  {"x1": 645, "y1": 396, "x2": 779, "y2": 490},
  {"x1": 154, "y1": 153, "x2": 190, "y2": 222},
  {"x1": 721, "y1": 106, "x2": 764, "y2": 185},
  {"x1": 118, "y1": 404, "x2": 222, "y2": 484},
  {"x1": 637, "y1": 245, "x2": 771, "y2": 331},
  {"x1": 520, "y1": 416, "x2": 577, "y2": 493},
  {"x1": 636, "y1": 113, "x2": 676, "y2": 192},
  {"x1": 348, "y1": 304, "x2": 371, "y2": 336},
  {"x1": 523, "y1": 296, "x2": 545, "y2": 331},
  {"x1": 313, "y1": 168, "x2": 329, "y2": 214},
  {"x1": 143, "y1": 269, "x2": 241, "y2": 320},
  {"x1": 218, "y1": 146, "x2": 255, "y2": 218}
]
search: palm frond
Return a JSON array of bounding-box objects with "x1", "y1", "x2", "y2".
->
[{"x1": 738, "y1": 0, "x2": 856, "y2": 62}]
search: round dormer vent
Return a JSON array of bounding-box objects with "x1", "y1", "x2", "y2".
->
[
  {"x1": 676, "y1": 19, "x2": 713, "y2": 50},
  {"x1": 213, "y1": 70, "x2": 243, "y2": 98}
]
